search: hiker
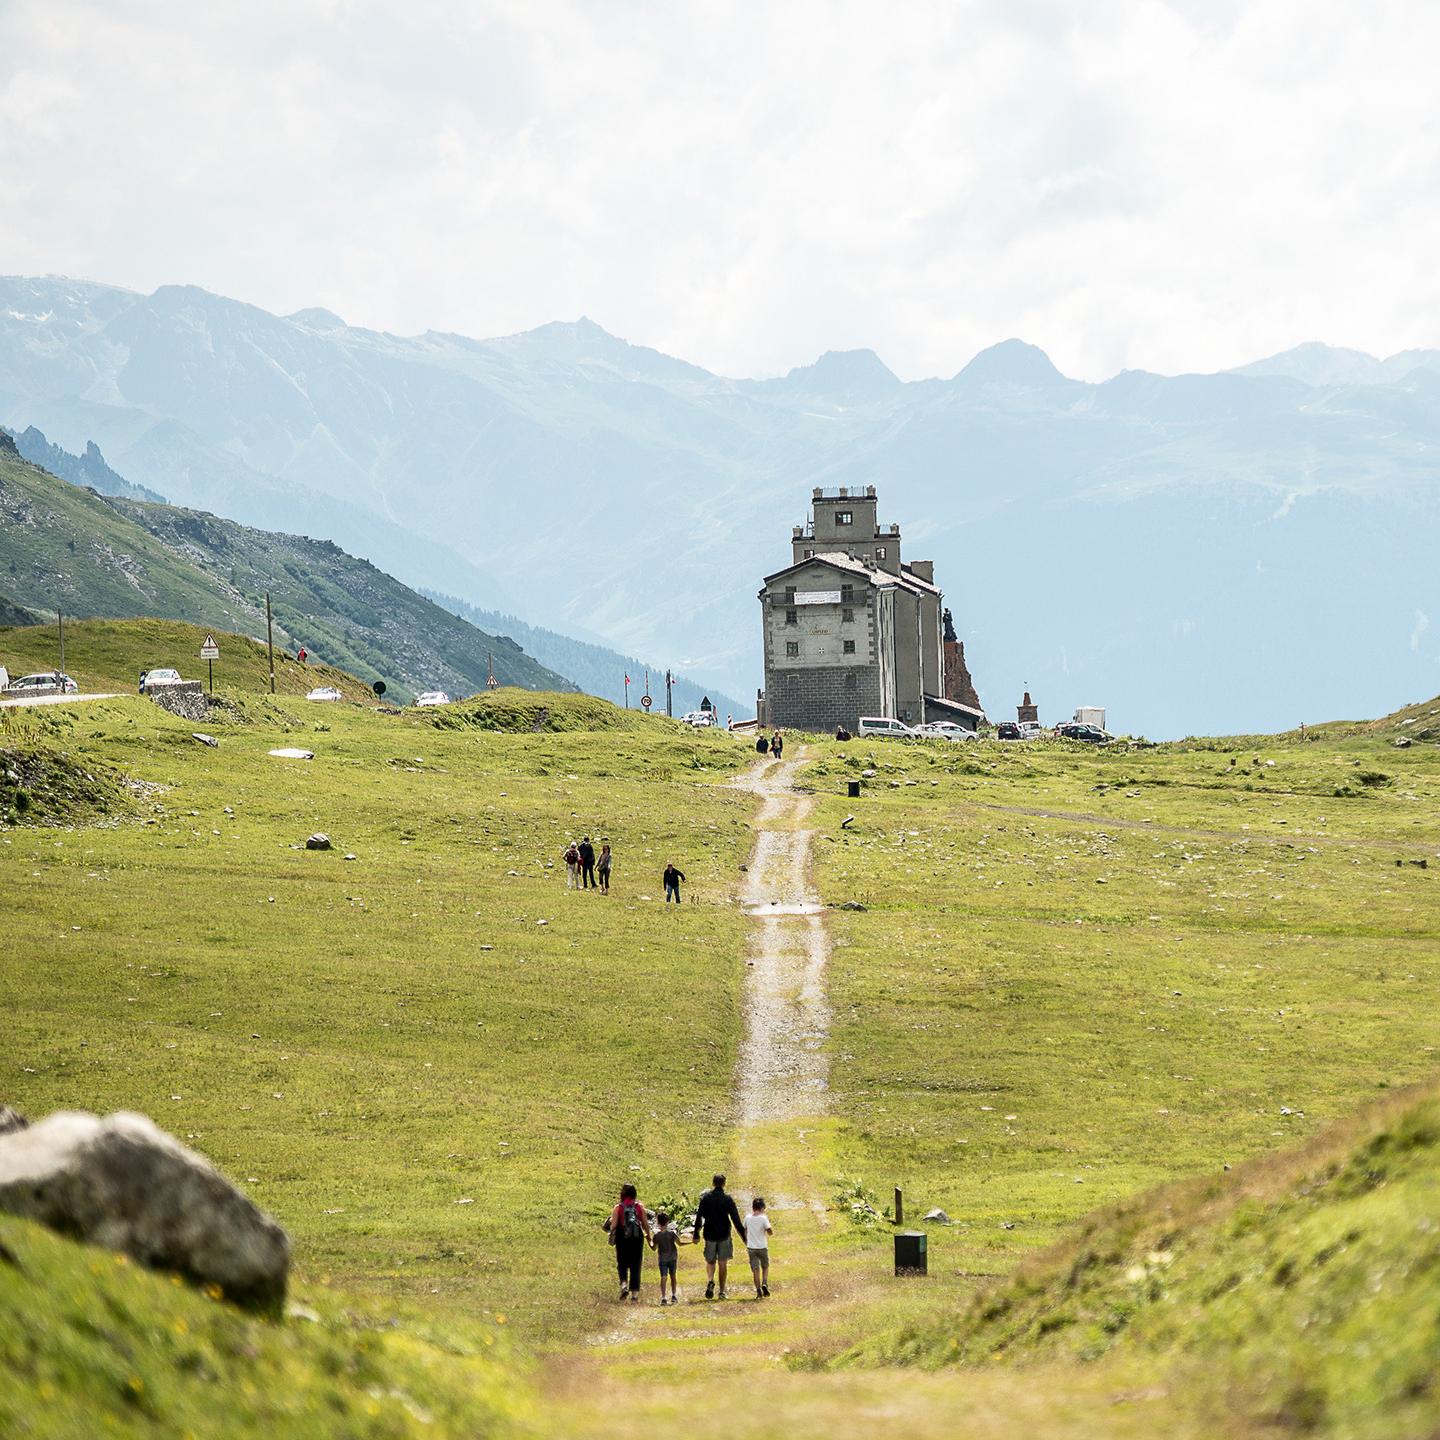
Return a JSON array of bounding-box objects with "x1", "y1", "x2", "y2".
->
[
  {"x1": 746, "y1": 1197, "x2": 773, "y2": 1298},
  {"x1": 756, "y1": 733, "x2": 769, "y2": 756},
  {"x1": 691, "y1": 1173, "x2": 746, "y2": 1300},
  {"x1": 605, "y1": 1182, "x2": 653, "y2": 1302},
  {"x1": 597, "y1": 841, "x2": 613, "y2": 894},
  {"x1": 663, "y1": 863, "x2": 686, "y2": 904},
  {"x1": 771, "y1": 731, "x2": 784, "y2": 759},
  {"x1": 563, "y1": 841, "x2": 581, "y2": 889},
  {"x1": 651, "y1": 1210, "x2": 683, "y2": 1305},
  {"x1": 578, "y1": 836, "x2": 597, "y2": 889},
  {"x1": 835, "y1": 724, "x2": 851, "y2": 742},
  {"x1": 297, "y1": 646, "x2": 307, "y2": 664}
]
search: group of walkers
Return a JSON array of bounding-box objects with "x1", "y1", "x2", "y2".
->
[
  {"x1": 563, "y1": 836, "x2": 613, "y2": 892},
  {"x1": 754, "y1": 729, "x2": 785, "y2": 758},
  {"x1": 605, "y1": 1173, "x2": 773, "y2": 1305},
  {"x1": 562, "y1": 838, "x2": 688, "y2": 903}
]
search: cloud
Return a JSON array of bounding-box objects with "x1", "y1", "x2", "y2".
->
[
  {"x1": 1412, "y1": 610, "x2": 1430, "y2": 654},
  {"x1": 4, "y1": 0, "x2": 1440, "y2": 381}
]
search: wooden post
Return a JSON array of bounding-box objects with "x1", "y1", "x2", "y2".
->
[
  {"x1": 265, "y1": 592, "x2": 276, "y2": 694},
  {"x1": 894, "y1": 1186, "x2": 904, "y2": 1226},
  {"x1": 57, "y1": 609, "x2": 65, "y2": 677}
]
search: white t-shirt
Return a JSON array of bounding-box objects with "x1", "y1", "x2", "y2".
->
[{"x1": 744, "y1": 1213, "x2": 772, "y2": 1249}]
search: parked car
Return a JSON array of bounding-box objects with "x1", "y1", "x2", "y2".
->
[
  {"x1": 857, "y1": 716, "x2": 917, "y2": 738},
  {"x1": 679, "y1": 710, "x2": 716, "y2": 727},
  {"x1": 995, "y1": 721, "x2": 1023, "y2": 740},
  {"x1": 306, "y1": 686, "x2": 343, "y2": 702},
  {"x1": 916, "y1": 720, "x2": 976, "y2": 742},
  {"x1": 1017, "y1": 720, "x2": 1046, "y2": 740},
  {"x1": 414, "y1": 690, "x2": 451, "y2": 708},
  {"x1": 1057, "y1": 722, "x2": 1110, "y2": 744},
  {"x1": 139, "y1": 668, "x2": 184, "y2": 693},
  {"x1": 8, "y1": 672, "x2": 77, "y2": 694}
]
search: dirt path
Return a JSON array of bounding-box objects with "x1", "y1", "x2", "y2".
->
[{"x1": 734, "y1": 751, "x2": 831, "y2": 1129}]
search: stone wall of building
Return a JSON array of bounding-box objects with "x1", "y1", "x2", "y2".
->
[{"x1": 766, "y1": 663, "x2": 883, "y2": 734}]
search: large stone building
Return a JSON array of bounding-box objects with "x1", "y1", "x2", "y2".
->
[{"x1": 757, "y1": 487, "x2": 983, "y2": 732}]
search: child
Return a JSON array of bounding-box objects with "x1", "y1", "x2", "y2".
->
[
  {"x1": 563, "y1": 841, "x2": 580, "y2": 889},
  {"x1": 651, "y1": 1209, "x2": 681, "y2": 1305},
  {"x1": 745, "y1": 1196, "x2": 773, "y2": 1298}
]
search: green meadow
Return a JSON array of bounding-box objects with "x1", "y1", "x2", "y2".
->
[{"x1": 4, "y1": 626, "x2": 1440, "y2": 1438}]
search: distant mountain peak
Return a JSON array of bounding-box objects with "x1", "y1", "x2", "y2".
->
[
  {"x1": 287, "y1": 307, "x2": 347, "y2": 331},
  {"x1": 781, "y1": 348, "x2": 900, "y2": 392},
  {"x1": 955, "y1": 338, "x2": 1065, "y2": 387}
]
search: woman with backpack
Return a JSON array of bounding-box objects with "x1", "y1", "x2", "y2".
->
[{"x1": 605, "y1": 1182, "x2": 653, "y2": 1302}]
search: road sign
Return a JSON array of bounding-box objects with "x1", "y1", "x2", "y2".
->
[
  {"x1": 199, "y1": 634, "x2": 220, "y2": 660},
  {"x1": 640, "y1": 694, "x2": 652, "y2": 710}
]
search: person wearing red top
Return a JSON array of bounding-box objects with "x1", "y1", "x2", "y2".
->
[{"x1": 605, "y1": 1182, "x2": 653, "y2": 1302}]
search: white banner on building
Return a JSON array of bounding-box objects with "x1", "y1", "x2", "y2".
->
[{"x1": 795, "y1": 590, "x2": 842, "y2": 605}]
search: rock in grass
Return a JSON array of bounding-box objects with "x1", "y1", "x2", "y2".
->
[
  {"x1": 305, "y1": 833, "x2": 332, "y2": 851},
  {"x1": 190, "y1": 733, "x2": 218, "y2": 747},
  {"x1": 0, "y1": 1111, "x2": 289, "y2": 1310},
  {"x1": 924, "y1": 1208, "x2": 950, "y2": 1223}
]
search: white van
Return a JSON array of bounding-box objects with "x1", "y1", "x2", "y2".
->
[{"x1": 857, "y1": 716, "x2": 916, "y2": 738}]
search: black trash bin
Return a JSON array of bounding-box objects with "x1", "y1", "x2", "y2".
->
[
  {"x1": 894, "y1": 1230, "x2": 928, "y2": 1276},
  {"x1": 847, "y1": 779, "x2": 861, "y2": 798}
]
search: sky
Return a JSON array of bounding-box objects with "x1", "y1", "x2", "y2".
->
[{"x1": 3, "y1": 0, "x2": 1439, "y2": 382}]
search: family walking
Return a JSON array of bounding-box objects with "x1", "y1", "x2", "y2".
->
[
  {"x1": 564, "y1": 837, "x2": 612, "y2": 892},
  {"x1": 604, "y1": 1173, "x2": 773, "y2": 1304}
]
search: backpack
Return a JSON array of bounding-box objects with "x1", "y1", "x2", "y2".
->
[{"x1": 620, "y1": 1201, "x2": 643, "y2": 1242}]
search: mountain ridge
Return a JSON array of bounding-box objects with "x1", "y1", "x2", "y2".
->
[{"x1": 3, "y1": 274, "x2": 1438, "y2": 736}]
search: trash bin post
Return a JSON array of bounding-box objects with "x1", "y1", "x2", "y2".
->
[{"x1": 894, "y1": 1230, "x2": 927, "y2": 1276}]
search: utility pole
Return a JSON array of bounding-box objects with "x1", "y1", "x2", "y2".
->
[
  {"x1": 57, "y1": 609, "x2": 65, "y2": 677},
  {"x1": 665, "y1": 669, "x2": 673, "y2": 717},
  {"x1": 265, "y1": 592, "x2": 276, "y2": 694}
]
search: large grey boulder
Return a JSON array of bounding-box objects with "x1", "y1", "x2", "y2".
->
[{"x1": 0, "y1": 1111, "x2": 289, "y2": 1310}]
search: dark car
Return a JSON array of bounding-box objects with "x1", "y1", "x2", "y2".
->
[
  {"x1": 1058, "y1": 722, "x2": 1109, "y2": 744},
  {"x1": 995, "y1": 721, "x2": 1022, "y2": 741}
]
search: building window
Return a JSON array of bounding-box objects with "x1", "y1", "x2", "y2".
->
[
  {"x1": 836, "y1": 510, "x2": 853, "y2": 526},
  {"x1": 785, "y1": 641, "x2": 800, "y2": 658},
  {"x1": 786, "y1": 609, "x2": 798, "y2": 626},
  {"x1": 784, "y1": 586, "x2": 796, "y2": 603},
  {"x1": 804, "y1": 548, "x2": 814, "y2": 558},
  {"x1": 840, "y1": 584, "x2": 854, "y2": 603},
  {"x1": 842, "y1": 607, "x2": 855, "y2": 623},
  {"x1": 843, "y1": 639, "x2": 856, "y2": 654},
  {"x1": 875, "y1": 546, "x2": 886, "y2": 560}
]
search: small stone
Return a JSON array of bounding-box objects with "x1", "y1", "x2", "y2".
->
[
  {"x1": 923, "y1": 1208, "x2": 949, "y2": 1223},
  {"x1": 305, "y1": 834, "x2": 332, "y2": 851}
]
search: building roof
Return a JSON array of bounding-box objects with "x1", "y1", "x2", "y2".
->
[
  {"x1": 925, "y1": 695, "x2": 988, "y2": 723},
  {"x1": 760, "y1": 551, "x2": 939, "y2": 600}
]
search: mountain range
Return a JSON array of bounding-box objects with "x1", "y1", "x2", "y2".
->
[
  {"x1": 2, "y1": 274, "x2": 1438, "y2": 735},
  {"x1": 0, "y1": 431, "x2": 572, "y2": 700}
]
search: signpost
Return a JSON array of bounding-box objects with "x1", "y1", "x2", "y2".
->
[{"x1": 199, "y1": 633, "x2": 220, "y2": 693}]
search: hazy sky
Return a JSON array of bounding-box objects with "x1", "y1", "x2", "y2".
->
[{"x1": 3, "y1": 0, "x2": 1438, "y2": 381}]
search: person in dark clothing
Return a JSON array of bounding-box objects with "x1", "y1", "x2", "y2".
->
[
  {"x1": 691, "y1": 1173, "x2": 746, "y2": 1299},
  {"x1": 605, "y1": 1182, "x2": 653, "y2": 1302},
  {"x1": 771, "y1": 731, "x2": 784, "y2": 759},
  {"x1": 663, "y1": 863, "x2": 685, "y2": 904},
  {"x1": 578, "y1": 836, "x2": 596, "y2": 889},
  {"x1": 755, "y1": 734, "x2": 769, "y2": 755}
]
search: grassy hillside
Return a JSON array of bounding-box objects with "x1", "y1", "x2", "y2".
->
[
  {"x1": 0, "y1": 445, "x2": 571, "y2": 702},
  {"x1": 0, "y1": 1216, "x2": 532, "y2": 1440},
  {"x1": 3, "y1": 698, "x2": 1439, "y2": 1437},
  {"x1": 0, "y1": 618, "x2": 378, "y2": 701},
  {"x1": 875, "y1": 1080, "x2": 1440, "y2": 1436}
]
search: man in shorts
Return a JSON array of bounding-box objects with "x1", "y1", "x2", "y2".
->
[{"x1": 691, "y1": 1172, "x2": 746, "y2": 1299}]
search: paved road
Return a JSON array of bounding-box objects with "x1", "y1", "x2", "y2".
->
[{"x1": 0, "y1": 692, "x2": 120, "y2": 709}]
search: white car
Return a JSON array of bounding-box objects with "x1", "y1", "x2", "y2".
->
[
  {"x1": 139, "y1": 668, "x2": 183, "y2": 693},
  {"x1": 8, "y1": 672, "x2": 78, "y2": 695},
  {"x1": 1017, "y1": 720, "x2": 1046, "y2": 740},
  {"x1": 306, "y1": 686, "x2": 343, "y2": 702},
  {"x1": 679, "y1": 710, "x2": 716, "y2": 727},
  {"x1": 857, "y1": 716, "x2": 918, "y2": 738},
  {"x1": 414, "y1": 690, "x2": 451, "y2": 708},
  {"x1": 916, "y1": 720, "x2": 976, "y2": 742}
]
